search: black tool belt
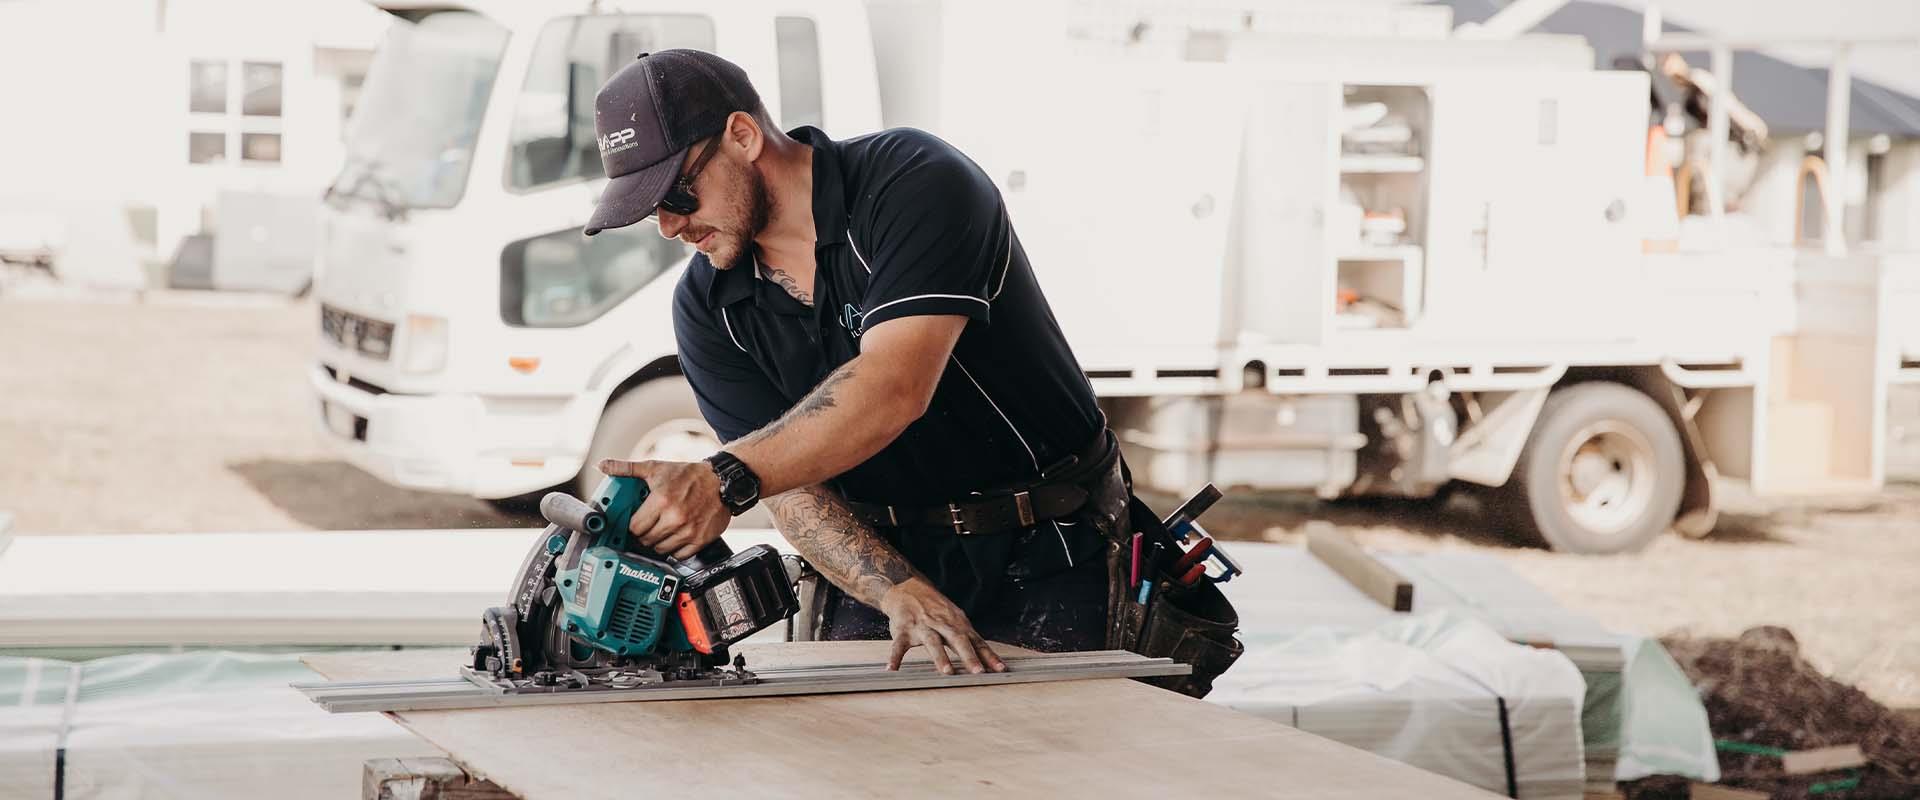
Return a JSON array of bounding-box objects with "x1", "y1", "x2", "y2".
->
[
  {"x1": 844, "y1": 430, "x2": 1116, "y2": 536},
  {"x1": 1107, "y1": 494, "x2": 1244, "y2": 699}
]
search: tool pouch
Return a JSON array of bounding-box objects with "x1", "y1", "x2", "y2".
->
[{"x1": 1089, "y1": 459, "x2": 1244, "y2": 699}]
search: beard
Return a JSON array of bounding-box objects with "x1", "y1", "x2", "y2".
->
[{"x1": 706, "y1": 165, "x2": 774, "y2": 271}]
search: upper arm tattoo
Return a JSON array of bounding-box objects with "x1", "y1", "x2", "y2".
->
[{"x1": 764, "y1": 484, "x2": 914, "y2": 607}]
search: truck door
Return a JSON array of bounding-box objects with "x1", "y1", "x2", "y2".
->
[
  {"x1": 1423, "y1": 72, "x2": 1648, "y2": 339},
  {"x1": 991, "y1": 66, "x2": 1248, "y2": 366}
]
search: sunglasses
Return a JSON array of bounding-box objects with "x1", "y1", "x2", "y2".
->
[{"x1": 652, "y1": 139, "x2": 720, "y2": 218}]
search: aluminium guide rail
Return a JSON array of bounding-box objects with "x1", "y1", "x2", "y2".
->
[{"x1": 294, "y1": 650, "x2": 1189, "y2": 713}]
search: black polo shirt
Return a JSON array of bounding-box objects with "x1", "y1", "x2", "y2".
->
[{"x1": 671, "y1": 127, "x2": 1106, "y2": 607}]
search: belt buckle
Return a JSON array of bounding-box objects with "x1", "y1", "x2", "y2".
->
[
  {"x1": 946, "y1": 503, "x2": 971, "y2": 536},
  {"x1": 1013, "y1": 490, "x2": 1035, "y2": 527}
]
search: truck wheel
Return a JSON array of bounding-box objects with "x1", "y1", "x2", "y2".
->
[
  {"x1": 579, "y1": 377, "x2": 773, "y2": 529},
  {"x1": 1503, "y1": 382, "x2": 1684, "y2": 554}
]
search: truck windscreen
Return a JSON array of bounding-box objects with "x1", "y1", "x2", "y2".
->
[{"x1": 330, "y1": 11, "x2": 509, "y2": 212}]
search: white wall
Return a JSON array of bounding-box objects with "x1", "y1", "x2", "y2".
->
[
  {"x1": 0, "y1": 0, "x2": 386, "y2": 288},
  {"x1": 0, "y1": 2, "x2": 167, "y2": 287},
  {"x1": 1879, "y1": 141, "x2": 1920, "y2": 251}
]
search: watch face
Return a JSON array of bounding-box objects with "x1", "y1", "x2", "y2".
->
[{"x1": 724, "y1": 475, "x2": 759, "y2": 506}]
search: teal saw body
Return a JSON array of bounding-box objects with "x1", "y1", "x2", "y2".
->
[
  {"x1": 547, "y1": 476, "x2": 695, "y2": 659},
  {"x1": 468, "y1": 476, "x2": 799, "y2": 686},
  {"x1": 556, "y1": 542, "x2": 688, "y2": 658}
]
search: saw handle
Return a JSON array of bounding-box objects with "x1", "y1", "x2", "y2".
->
[
  {"x1": 539, "y1": 492, "x2": 605, "y2": 535},
  {"x1": 554, "y1": 477, "x2": 735, "y2": 570}
]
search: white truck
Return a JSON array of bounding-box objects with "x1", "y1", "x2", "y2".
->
[{"x1": 312, "y1": 0, "x2": 1901, "y2": 554}]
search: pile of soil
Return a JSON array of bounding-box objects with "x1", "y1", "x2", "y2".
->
[{"x1": 1626, "y1": 626, "x2": 1920, "y2": 800}]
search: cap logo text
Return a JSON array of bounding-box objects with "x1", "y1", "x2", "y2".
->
[{"x1": 598, "y1": 128, "x2": 638, "y2": 155}]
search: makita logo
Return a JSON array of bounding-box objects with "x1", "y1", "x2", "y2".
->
[
  {"x1": 617, "y1": 563, "x2": 661, "y2": 585},
  {"x1": 598, "y1": 128, "x2": 637, "y2": 155}
]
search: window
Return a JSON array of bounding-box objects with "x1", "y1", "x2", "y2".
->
[
  {"x1": 506, "y1": 14, "x2": 717, "y2": 191},
  {"x1": 242, "y1": 61, "x2": 283, "y2": 117},
  {"x1": 1861, "y1": 150, "x2": 1887, "y2": 244},
  {"x1": 190, "y1": 61, "x2": 226, "y2": 113},
  {"x1": 775, "y1": 17, "x2": 823, "y2": 128},
  {"x1": 188, "y1": 131, "x2": 226, "y2": 164},
  {"x1": 189, "y1": 58, "x2": 284, "y2": 165},
  {"x1": 242, "y1": 132, "x2": 281, "y2": 163},
  {"x1": 500, "y1": 225, "x2": 689, "y2": 327}
]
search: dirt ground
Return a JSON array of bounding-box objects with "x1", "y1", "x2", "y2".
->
[{"x1": 3, "y1": 290, "x2": 1917, "y2": 708}]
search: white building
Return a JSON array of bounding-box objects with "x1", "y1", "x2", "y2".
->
[{"x1": 0, "y1": 0, "x2": 388, "y2": 290}]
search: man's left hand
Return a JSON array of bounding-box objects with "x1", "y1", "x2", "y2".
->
[{"x1": 595, "y1": 458, "x2": 731, "y2": 560}]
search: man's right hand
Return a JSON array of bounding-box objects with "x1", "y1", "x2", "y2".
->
[{"x1": 879, "y1": 577, "x2": 1008, "y2": 675}]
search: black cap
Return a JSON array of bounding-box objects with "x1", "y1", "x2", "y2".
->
[{"x1": 584, "y1": 49, "x2": 762, "y2": 236}]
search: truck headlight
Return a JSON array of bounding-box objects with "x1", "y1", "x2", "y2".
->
[{"x1": 402, "y1": 314, "x2": 449, "y2": 374}]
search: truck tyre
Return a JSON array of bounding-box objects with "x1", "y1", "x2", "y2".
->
[
  {"x1": 1502, "y1": 382, "x2": 1684, "y2": 554},
  {"x1": 580, "y1": 377, "x2": 773, "y2": 528}
]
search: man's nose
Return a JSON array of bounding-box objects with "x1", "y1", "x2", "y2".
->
[{"x1": 656, "y1": 211, "x2": 685, "y2": 239}]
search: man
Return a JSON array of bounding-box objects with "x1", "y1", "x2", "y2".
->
[{"x1": 584, "y1": 50, "x2": 1128, "y2": 677}]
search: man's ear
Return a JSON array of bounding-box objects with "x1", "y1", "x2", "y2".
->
[{"x1": 726, "y1": 110, "x2": 764, "y2": 162}]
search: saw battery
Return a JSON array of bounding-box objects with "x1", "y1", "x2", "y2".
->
[{"x1": 674, "y1": 545, "x2": 796, "y2": 653}]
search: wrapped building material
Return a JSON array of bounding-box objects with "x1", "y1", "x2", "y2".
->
[
  {"x1": 0, "y1": 652, "x2": 437, "y2": 798},
  {"x1": 1218, "y1": 543, "x2": 1719, "y2": 786},
  {"x1": 1211, "y1": 610, "x2": 1589, "y2": 798}
]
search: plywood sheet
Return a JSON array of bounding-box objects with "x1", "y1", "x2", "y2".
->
[{"x1": 306, "y1": 643, "x2": 1497, "y2": 800}]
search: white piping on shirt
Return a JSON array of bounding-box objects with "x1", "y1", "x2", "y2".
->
[
  {"x1": 948, "y1": 355, "x2": 1075, "y2": 567},
  {"x1": 846, "y1": 230, "x2": 872, "y2": 274},
  {"x1": 989, "y1": 226, "x2": 1014, "y2": 301},
  {"x1": 862, "y1": 292, "x2": 989, "y2": 323},
  {"x1": 948, "y1": 356, "x2": 1037, "y2": 471},
  {"x1": 719, "y1": 307, "x2": 747, "y2": 353},
  {"x1": 850, "y1": 223, "x2": 1069, "y2": 563}
]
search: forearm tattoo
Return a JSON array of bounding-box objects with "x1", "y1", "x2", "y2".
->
[
  {"x1": 738, "y1": 363, "x2": 856, "y2": 446},
  {"x1": 766, "y1": 485, "x2": 915, "y2": 607}
]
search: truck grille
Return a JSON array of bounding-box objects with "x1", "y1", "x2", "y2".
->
[{"x1": 321, "y1": 304, "x2": 394, "y2": 361}]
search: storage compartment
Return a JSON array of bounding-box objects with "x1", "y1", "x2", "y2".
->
[
  {"x1": 1334, "y1": 249, "x2": 1423, "y2": 330},
  {"x1": 1333, "y1": 85, "x2": 1432, "y2": 333},
  {"x1": 1107, "y1": 393, "x2": 1363, "y2": 494}
]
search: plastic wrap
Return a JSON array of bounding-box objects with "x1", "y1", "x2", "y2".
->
[
  {"x1": 1217, "y1": 542, "x2": 1721, "y2": 785},
  {"x1": 0, "y1": 651, "x2": 436, "y2": 799},
  {"x1": 1209, "y1": 610, "x2": 1589, "y2": 798}
]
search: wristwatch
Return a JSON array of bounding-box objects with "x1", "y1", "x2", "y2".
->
[{"x1": 704, "y1": 451, "x2": 762, "y2": 516}]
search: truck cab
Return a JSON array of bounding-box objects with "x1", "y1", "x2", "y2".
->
[{"x1": 312, "y1": 0, "x2": 880, "y2": 505}]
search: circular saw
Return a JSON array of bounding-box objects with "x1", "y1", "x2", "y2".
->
[{"x1": 466, "y1": 476, "x2": 799, "y2": 693}]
